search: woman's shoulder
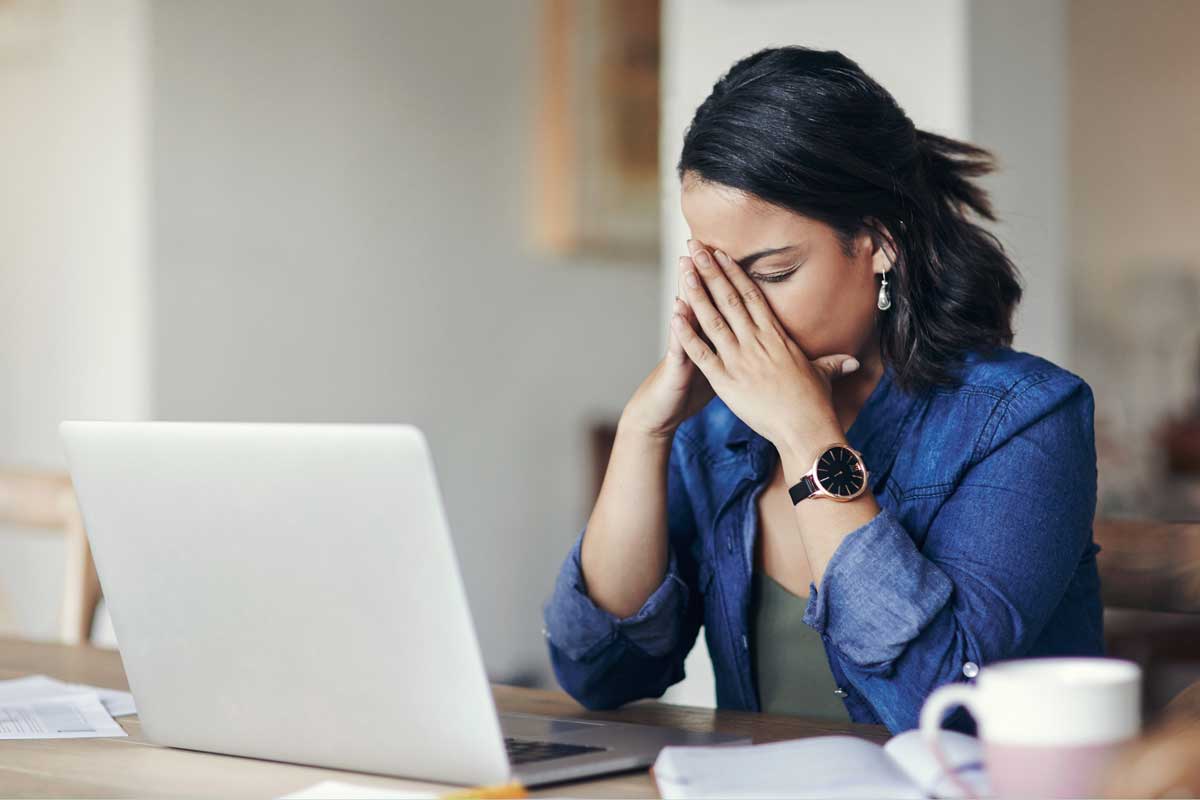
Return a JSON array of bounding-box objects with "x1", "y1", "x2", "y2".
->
[
  {"x1": 946, "y1": 347, "x2": 1090, "y2": 399},
  {"x1": 934, "y1": 347, "x2": 1094, "y2": 426},
  {"x1": 889, "y1": 347, "x2": 1095, "y2": 498},
  {"x1": 921, "y1": 346, "x2": 1095, "y2": 461}
]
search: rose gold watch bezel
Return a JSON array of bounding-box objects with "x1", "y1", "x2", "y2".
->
[{"x1": 808, "y1": 442, "x2": 869, "y2": 502}]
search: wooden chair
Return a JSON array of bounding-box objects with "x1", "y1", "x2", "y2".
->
[
  {"x1": 1091, "y1": 518, "x2": 1200, "y2": 796},
  {"x1": 1094, "y1": 518, "x2": 1200, "y2": 614},
  {"x1": 0, "y1": 470, "x2": 102, "y2": 644},
  {"x1": 1094, "y1": 518, "x2": 1200, "y2": 713}
]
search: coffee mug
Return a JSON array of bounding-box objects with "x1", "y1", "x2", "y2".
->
[{"x1": 919, "y1": 657, "x2": 1142, "y2": 799}]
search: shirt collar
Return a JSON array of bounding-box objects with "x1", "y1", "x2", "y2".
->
[{"x1": 722, "y1": 362, "x2": 923, "y2": 490}]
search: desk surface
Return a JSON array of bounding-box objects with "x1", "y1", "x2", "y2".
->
[{"x1": 0, "y1": 637, "x2": 889, "y2": 798}]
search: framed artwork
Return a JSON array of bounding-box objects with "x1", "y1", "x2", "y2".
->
[{"x1": 532, "y1": 0, "x2": 661, "y2": 261}]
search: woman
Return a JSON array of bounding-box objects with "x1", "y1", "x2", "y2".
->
[{"x1": 543, "y1": 46, "x2": 1102, "y2": 734}]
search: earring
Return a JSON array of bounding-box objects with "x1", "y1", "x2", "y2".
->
[{"x1": 877, "y1": 272, "x2": 892, "y2": 311}]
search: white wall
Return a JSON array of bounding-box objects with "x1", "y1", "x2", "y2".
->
[
  {"x1": 658, "y1": 0, "x2": 1068, "y2": 707},
  {"x1": 147, "y1": 0, "x2": 659, "y2": 684},
  {"x1": 0, "y1": 0, "x2": 149, "y2": 638},
  {"x1": 968, "y1": 0, "x2": 1069, "y2": 366},
  {"x1": 1067, "y1": 0, "x2": 1200, "y2": 515}
]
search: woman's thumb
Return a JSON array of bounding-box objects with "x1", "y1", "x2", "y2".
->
[{"x1": 812, "y1": 354, "x2": 860, "y2": 380}]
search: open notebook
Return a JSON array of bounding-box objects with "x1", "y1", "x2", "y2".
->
[{"x1": 653, "y1": 729, "x2": 988, "y2": 800}]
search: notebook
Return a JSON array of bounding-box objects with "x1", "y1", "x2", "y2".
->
[{"x1": 652, "y1": 729, "x2": 988, "y2": 799}]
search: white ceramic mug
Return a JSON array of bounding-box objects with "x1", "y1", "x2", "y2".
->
[{"x1": 919, "y1": 657, "x2": 1142, "y2": 799}]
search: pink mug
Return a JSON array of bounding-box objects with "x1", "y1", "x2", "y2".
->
[{"x1": 919, "y1": 657, "x2": 1142, "y2": 799}]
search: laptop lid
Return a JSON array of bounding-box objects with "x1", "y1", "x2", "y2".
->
[{"x1": 60, "y1": 421, "x2": 511, "y2": 785}]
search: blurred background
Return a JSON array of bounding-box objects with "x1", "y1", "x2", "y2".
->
[{"x1": 1, "y1": 0, "x2": 1197, "y2": 712}]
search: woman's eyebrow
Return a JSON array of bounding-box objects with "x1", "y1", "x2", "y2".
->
[{"x1": 734, "y1": 245, "x2": 801, "y2": 269}]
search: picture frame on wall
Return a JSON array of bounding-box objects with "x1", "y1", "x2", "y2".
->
[{"x1": 531, "y1": 0, "x2": 661, "y2": 262}]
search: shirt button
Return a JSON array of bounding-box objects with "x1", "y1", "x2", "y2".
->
[
  {"x1": 833, "y1": 687, "x2": 848, "y2": 698},
  {"x1": 962, "y1": 661, "x2": 979, "y2": 679},
  {"x1": 741, "y1": 634, "x2": 749, "y2": 651}
]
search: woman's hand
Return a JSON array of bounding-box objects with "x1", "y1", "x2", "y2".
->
[
  {"x1": 671, "y1": 243, "x2": 859, "y2": 465},
  {"x1": 620, "y1": 252, "x2": 716, "y2": 440}
]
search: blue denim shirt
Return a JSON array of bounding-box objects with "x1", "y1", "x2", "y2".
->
[{"x1": 543, "y1": 347, "x2": 1103, "y2": 733}]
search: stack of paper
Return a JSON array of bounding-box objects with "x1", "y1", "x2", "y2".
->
[
  {"x1": 653, "y1": 729, "x2": 989, "y2": 799},
  {"x1": 0, "y1": 674, "x2": 134, "y2": 740}
]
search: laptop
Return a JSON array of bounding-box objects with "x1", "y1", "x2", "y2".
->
[{"x1": 60, "y1": 421, "x2": 745, "y2": 786}]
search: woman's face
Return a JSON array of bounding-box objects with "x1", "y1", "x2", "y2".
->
[{"x1": 680, "y1": 177, "x2": 892, "y2": 363}]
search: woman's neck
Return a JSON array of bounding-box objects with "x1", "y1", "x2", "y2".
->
[{"x1": 832, "y1": 339, "x2": 885, "y2": 435}]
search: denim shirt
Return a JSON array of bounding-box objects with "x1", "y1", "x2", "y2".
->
[{"x1": 543, "y1": 347, "x2": 1103, "y2": 733}]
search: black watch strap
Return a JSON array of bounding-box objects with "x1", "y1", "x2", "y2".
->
[{"x1": 788, "y1": 474, "x2": 820, "y2": 505}]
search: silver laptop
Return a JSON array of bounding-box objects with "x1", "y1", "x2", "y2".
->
[{"x1": 60, "y1": 421, "x2": 744, "y2": 786}]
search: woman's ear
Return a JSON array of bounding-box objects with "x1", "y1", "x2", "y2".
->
[{"x1": 863, "y1": 216, "x2": 898, "y2": 275}]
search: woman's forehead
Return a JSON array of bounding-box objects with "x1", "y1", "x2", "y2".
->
[{"x1": 680, "y1": 180, "x2": 820, "y2": 257}]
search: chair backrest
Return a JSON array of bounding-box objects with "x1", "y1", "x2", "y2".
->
[
  {"x1": 0, "y1": 470, "x2": 101, "y2": 644},
  {"x1": 1094, "y1": 518, "x2": 1200, "y2": 614}
]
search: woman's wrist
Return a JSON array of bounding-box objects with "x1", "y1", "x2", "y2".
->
[
  {"x1": 617, "y1": 404, "x2": 679, "y2": 446},
  {"x1": 775, "y1": 417, "x2": 845, "y2": 483}
]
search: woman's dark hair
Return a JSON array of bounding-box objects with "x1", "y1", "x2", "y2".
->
[{"x1": 677, "y1": 46, "x2": 1022, "y2": 391}]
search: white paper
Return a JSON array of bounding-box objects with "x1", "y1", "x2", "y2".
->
[
  {"x1": 279, "y1": 781, "x2": 435, "y2": 800},
  {"x1": 884, "y1": 729, "x2": 990, "y2": 799},
  {"x1": 0, "y1": 692, "x2": 127, "y2": 739},
  {"x1": 653, "y1": 736, "x2": 925, "y2": 800},
  {"x1": 0, "y1": 674, "x2": 136, "y2": 717}
]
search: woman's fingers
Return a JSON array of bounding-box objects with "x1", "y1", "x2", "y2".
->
[
  {"x1": 676, "y1": 257, "x2": 699, "y2": 327},
  {"x1": 810, "y1": 354, "x2": 861, "y2": 382},
  {"x1": 712, "y1": 249, "x2": 776, "y2": 329},
  {"x1": 666, "y1": 298, "x2": 689, "y2": 365},
  {"x1": 671, "y1": 312, "x2": 724, "y2": 381},
  {"x1": 681, "y1": 265, "x2": 739, "y2": 355},
  {"x1": 686, "y1": 241, "x2": 755, "y2": 340}
]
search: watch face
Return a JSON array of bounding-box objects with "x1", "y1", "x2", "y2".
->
[{"x1": 815, "y1": 446, "x2": 866, "y2": 498}]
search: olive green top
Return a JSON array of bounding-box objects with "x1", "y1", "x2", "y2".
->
[{"x1": 750, "y1": 571, "x2": 852, "y2": 721}]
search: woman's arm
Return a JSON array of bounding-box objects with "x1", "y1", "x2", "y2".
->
[
  {"x1": 543, "y1": 427, "x2": 705, "y2": 710},
  {"x1": 579, "y1": 420, "x2": 674, "y2": 618},
  {"x1": 804, "y1": 373, "x2": 1100, "y2": 732}
]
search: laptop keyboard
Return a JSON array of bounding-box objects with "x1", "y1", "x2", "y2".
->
[{"x1": 504, "y1": 736, "x2": 606, "y2": 765}]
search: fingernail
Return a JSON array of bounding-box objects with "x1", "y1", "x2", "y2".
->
[
  {"x1": 694, "y1": 250, "x2": 711, "y2": 267},
  {"x1": 843, "y1": 357, "x2": 860, "y2": 373},
  {"x1": 685, "y1": 271, "x2": 699, "y2": 288},
  {"x1": 713, "y1": 250, "x2": 729, "y2": 265},
  {"x1": 678, "y1": 256, "x2": 689, "y2": 269}
]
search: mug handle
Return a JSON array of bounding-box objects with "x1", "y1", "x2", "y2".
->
[{"x1": 919, "y1": 683, "x2": 983, "y2": 800}]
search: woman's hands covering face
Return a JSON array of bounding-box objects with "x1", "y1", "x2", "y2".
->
[
  {"x1": 617, "y1": 246, "x2": 717, "y2": 440},
  {"x1": 672, "y1": 239, "x2": 859, "y2": 455}
]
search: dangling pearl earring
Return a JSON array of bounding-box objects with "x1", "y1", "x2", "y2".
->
[{"x1": 877, "y1": 271, "x2": 892, "y2": 311}]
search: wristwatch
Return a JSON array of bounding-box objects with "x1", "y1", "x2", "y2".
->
[{"x1": 788, "y1": 443, "x2": 869, "y2": 504}]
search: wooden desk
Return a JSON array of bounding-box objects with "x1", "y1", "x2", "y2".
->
[{"x1": 0, "y1": 637, "x2": 889, "y2": 798}]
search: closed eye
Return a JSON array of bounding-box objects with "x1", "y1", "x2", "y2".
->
[{"x1": 748, "y1": 263, "x2": 802, "y2": 283}]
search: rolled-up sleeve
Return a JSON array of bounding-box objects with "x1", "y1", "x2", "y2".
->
[
  {"x1": 544, "y1": 530, "x2": 690, "y2": 662},
  {"x1": 542, "y1": 430, "x2": 704, "y2": 709},
  {"x1": 803, "y1": 372, "x2": 1099, "y2": 732},
  {"x1": 803, "y1": 506, "x2": 954, "y2": 669}
]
